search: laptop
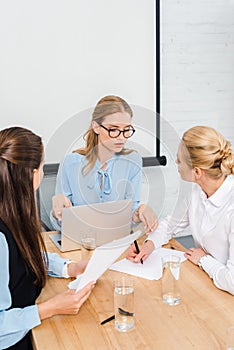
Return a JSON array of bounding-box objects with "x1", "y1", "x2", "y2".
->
[{"x1": 49, "y1": 199, "x2": 133, "y2": 252}]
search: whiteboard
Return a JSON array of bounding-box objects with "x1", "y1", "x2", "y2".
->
[{"x1": 0, "y1": 0, "x2": 158, "y2": 162}]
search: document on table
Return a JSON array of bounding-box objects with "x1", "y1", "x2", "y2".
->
[
  {"x1": 109, "y1": 247, "x2": 187, "y2": 280},
  {"x1": 68, "y1": 230, "x2": 142, "y2": 292}
]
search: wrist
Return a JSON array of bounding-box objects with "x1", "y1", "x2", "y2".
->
[
  {"x1": 133, "y1": 208, "x2": 140, "y2": 223},
  {"x1": 144, "y1": 239, "x2": 155, "y2": 253},
  {"x1": 198, "y1": 255, "x2": 208, "y2": 269},
  {"x1": 38, "y1": 300, "x2": 54, "y2": 321}
]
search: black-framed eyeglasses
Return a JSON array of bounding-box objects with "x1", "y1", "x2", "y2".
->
[{"x1": 99, "y1": 124, "x2": 135, "y2": 139}]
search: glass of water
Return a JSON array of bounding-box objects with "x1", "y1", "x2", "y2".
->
[
  {"x1": 114, "y1": 277, "x2": 135, "y2": 332},
  {"x1": 81, "y1": 231, "x2": 96, "y2": 250},
  {"x1": 161, "y1": 255, "x2": 181, "y2": 306}
]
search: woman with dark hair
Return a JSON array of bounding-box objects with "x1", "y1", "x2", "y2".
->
[
  {"x1": 51, "y1": 95, "x2": 158, "y2": 233},
  {"x1": 0, "y1": 127, "x2": 94, "y2": 350}
]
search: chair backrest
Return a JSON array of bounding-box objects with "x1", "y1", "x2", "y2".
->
[{"x1": 36, "y1": 163, "x2": 59, "y2": 231}]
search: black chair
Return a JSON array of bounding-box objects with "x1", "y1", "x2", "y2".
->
[{"x1": 36, "y1": 163, "x2": 59, "y2": 231}]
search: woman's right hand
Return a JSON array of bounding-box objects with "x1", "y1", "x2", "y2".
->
[
  {"x1": 52, "y1": 194, "x2": 72, "y2": 220},
  {"x1": 38, "y1": 281, "x2": 95, "y2": 320},
  {"x1": 126, "y1": 240, "x2": 155, "y2": 263}
]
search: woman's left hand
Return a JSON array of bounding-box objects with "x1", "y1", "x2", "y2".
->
[
  {"x1": 133, "y1": 204, "x2": 158, "y2": 234},
  {"x1": 184, "y1": 247, "x2": 206, "y2": 265}
]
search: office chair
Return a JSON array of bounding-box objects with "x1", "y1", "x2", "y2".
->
[{"x1": 36, "y1": 163, "x2": 59, "y2": 231}]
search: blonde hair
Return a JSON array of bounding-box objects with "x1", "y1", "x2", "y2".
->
[
  {"x1": 74, "y1": 95, "x2": 134, "y2": 174},
  {"x1": 181, "y1": 126, "x2": 234, "y2": 179}
]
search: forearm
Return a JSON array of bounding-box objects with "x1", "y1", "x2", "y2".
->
[
  {"x1": 0, "y1": 306, "x2": 41, "y2": 348},
  {"x1": 200, "y1": 256, "x2": 234, "y2": 295},
  {"x1": 146, "y1": 219, "x2": 173, "y2": 248},
  {"x1": 37, "y1": 300, "x2": 56, "y2": 320}
]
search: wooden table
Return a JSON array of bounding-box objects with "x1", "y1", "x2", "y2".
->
[{"x1": 32, "y1": 232, "x2": 234, "y2": 350}]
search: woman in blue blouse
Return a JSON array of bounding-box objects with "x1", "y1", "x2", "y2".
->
[
  {"x1": 51, "y1": 95, "x2": 158, "y2": 233},
  {"x1": 0, "y1": 127, "x2": 94, "y2": 350}
]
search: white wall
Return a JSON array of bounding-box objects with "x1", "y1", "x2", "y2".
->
[
  {"x1": 0, "y1": 0, "x2": 157, "y2": 160},
  {"x1": 142, "y1": 0, "x2": 234, "y2": 234},
  {"x1": 1, "y1": 0, "x2": 234, "y2": 235}
]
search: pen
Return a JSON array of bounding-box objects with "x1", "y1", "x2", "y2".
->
[
  {"x1": 100, "y1": 308, "x2": 133, "y2": 325},
  {"x1": 134, "y1": 240, "x2": 143, "y2": 264},
  {"x1": 100, "y1": 315, "x2": 115, "y2": 325}
]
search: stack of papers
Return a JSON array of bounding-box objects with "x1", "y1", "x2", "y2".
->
[{"x1": 109, "y1": 247, "x2": 187, "y2": 280}]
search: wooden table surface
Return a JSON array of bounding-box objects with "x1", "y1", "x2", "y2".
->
[{"x1": 32, "y1": 232, "x2": 234, "y2": 350}]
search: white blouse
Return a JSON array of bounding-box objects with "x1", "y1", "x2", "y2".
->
[{"x1": 148, "y1": 175, "x2": 234, "y2": 295}]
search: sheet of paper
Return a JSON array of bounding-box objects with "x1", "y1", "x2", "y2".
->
[
  {"x1": 68, "y1": 230, "x2": 142, "y2": 292},
  {"x1": 109, "y1": 247, "x2": 187, "y2": 280}
]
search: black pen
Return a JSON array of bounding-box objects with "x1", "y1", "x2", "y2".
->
[
  {"x1": 134, "y1": 240, "x2": 143, "y2": 264},
  {"x1": 100, "y1": 315, "x2": 115, "y2": 325},
  {"x1": 100, "y1": 308, "x2": 133, "y2": 325}
]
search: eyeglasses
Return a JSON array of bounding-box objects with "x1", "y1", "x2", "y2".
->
[{"x1": 99, "y1": 124, "x2": 135, "y2": 139}]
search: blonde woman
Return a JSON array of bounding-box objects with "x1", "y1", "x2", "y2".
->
[
  {"x1": 127, "y1": 126, "x2": 234, "y2": 295},
  {"x1": 51, "y1": 95, "x2": 157, "y2": 233}
]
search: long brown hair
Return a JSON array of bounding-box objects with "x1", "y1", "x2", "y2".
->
[
  {"x1": 0, "y1": 127, "x2": 47, "y2": 287},
  {"x1": 73, "y1": 95, "x2": 134, "y2": 174}
]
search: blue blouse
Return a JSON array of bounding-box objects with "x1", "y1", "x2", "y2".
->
[
  {"x1": 0, "y1": 232, "x2": 69, "y2": 349},
  {"x1": 51, "y1": 151, "x2": 142, "y2": 230}
]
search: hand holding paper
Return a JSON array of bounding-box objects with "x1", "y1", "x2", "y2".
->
[{"x1": 69, "y1": 230, "x2": 142, "y2": 292}]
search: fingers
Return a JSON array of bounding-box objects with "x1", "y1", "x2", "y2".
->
[
  {"x1": 74, "y1": 281, "x2": 95, "y2": 309},
  {"x1": 75, "y1": 281, "x2": 95, "y2": 299},
  {"x1": 52, "y1": 194, "x2": 72, "y2": 220},
  {"x1": 64, "y1": 197, "x2": 72, "y2": 208},
  {"x1": 134, "y1": 250, "x2": 145, "y2": 263},
  {"x1": 134, "y1": 241, "x2": 154, "y2": 263},
  {"x1": 56, "y1": 210, "x2": 62, "y2": 221},
  {"x1": 144, "y1": 223, "x2": 157, "y2": 234},
  {"x1": 126, "y1": 244, "x2": 138, "y2": 261},
  {"x1": 77, "y1": 290, "x2": 92, "y2": 308},
  {"x1": 137, "y1": 205, "x2": 158, "y2": 233},
  {"x1": 184, "y1": 247, "x2": 206, "y2": 265}
]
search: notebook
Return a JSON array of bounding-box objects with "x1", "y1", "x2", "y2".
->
[{"x1": 49, "y1": 199, "x2": 133, "y2": 252}]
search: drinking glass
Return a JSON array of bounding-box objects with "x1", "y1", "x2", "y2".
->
[
  {"x1": 161, "y1": 255, "x2": 181, "y2": 306},
  {"x1": 114, "y1": 277, "x2": 135, "y2": 332},
  {"x1": 81, "y1": 231, "x2": 96, "y2": 250}
]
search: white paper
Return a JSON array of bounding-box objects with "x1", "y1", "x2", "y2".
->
[
  {"x1": 109, "y1": 247, "x2": 187, "y2": 280},
  {"x1": 68, "y1": 230, "x2": 142, "y2": 292}
]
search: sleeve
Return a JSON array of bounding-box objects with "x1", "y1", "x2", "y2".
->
[
  {"x1": 201, "y1": 212, "x2": 234, "y2": 295},
  {"x1": 0, "y1": 233, "x2": 41, "y2": 349},
  {"x1": 50, "y1": 211, "x2": 62, "y2": 231},
  {"x1": 126, "y1": 152, "x2": 142, "y2": 213},
  {"x1": 50, "y1": 154, "x2": 74, "y2": 230},
  {"x1": 46, "y1": 252, "x2": 71, "y2": 278},
  {"x1": 55, "y1": 155, "x2": 73, "y2": 202},
  {"x1": 147, "y1": 195, "x2": 191, "y2": 248}
]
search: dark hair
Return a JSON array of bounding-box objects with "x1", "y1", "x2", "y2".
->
[{"x1": 0, "y1": 127, "x2": 47, "y2": 287}]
